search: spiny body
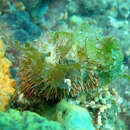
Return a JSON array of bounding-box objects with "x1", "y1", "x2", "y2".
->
[{"x1": 17, "y1": 31, "x2": 99, "y2": 101}]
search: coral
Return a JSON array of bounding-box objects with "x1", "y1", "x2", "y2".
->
[
  {"x1": 67, "y1": 0, "x2": 115, "y2": 16},
  {"x1": 22, "y1": 0, "x2": 42, "y2": 10},
  {"x1": 0, "y1": 39, "x2": 15, "y2": 111},
  {"x1": 119, "y1": 3, "x2": 130, "y2": 19},
  {"x1": 17, "y1": 23, "x2": 123, "y2": 101},
  {"x1": 55, "y1": 99, "x2": 95, "y2": 130},
  {"x1": 67, "y1": 82, "x2": 126, "y2": 129},
  {"x1": 0, "y1": 109, "x2": 65, "y2": 130},
  {"x1": 109, "y1": 66, "x2": 130, "y2": 130},
  {"x1": 0, "y1": 10, "x2": 42, "y2": 43},
  {"x1": 81, "y1": 85, "x2": 126, "y2": 130},
  {"x1": 22, "y1": 0, "x2": 48, "y2": 21},
  {"x1": 11, "y1": 99, "x2": 95, "y2": 129}
]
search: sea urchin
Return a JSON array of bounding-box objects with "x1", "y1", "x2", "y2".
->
[{"x1": 17, "y1": 31, "x2": 99, "y2": 101}]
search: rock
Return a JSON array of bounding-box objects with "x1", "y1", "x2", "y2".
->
[{"x1": 0, "y1": 109, "x2": 65, "y2": 130}]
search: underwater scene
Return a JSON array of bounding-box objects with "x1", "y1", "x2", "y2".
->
[{"x1": 0, "y1": 0, "x2": 130, "y2": 130}]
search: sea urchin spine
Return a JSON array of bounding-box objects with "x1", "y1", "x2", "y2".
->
[{"x1": 17, "y1": 31, "x2": 99, "y2": 101}]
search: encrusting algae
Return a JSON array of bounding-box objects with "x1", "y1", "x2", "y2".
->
[{"x1": 0, "y1": 39, "x2": 15, "y2": 111}]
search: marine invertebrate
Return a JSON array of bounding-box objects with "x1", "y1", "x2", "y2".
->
[
  {"x1": 17, "y1": 24, "x2": 123, "y2": 101},
  {"x1": 0, "y1": 39, "x2": 15, "y2": 110},
  {"x1": 17, "y1": 31, "x2": 99, "y2": 101}
]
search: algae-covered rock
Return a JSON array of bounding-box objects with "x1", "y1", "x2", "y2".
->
[
  {"x1": 0, "y1": 109, "x2": 65, "y2": 130},
  {"x1": 56, "y1": 99, "x2": 95, "y2": 130}
]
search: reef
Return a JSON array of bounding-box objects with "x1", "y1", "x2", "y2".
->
[
  {"x1": 0, "y1": 39, "x2": 15, "y2": 111},
  {"x1": 0, "y1": 0, "x2": 129, "y2": 129}
]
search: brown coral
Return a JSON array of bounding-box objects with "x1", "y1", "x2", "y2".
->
[{"x1": 0, "y1": 39, "x2": 15, "y2": 110}]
